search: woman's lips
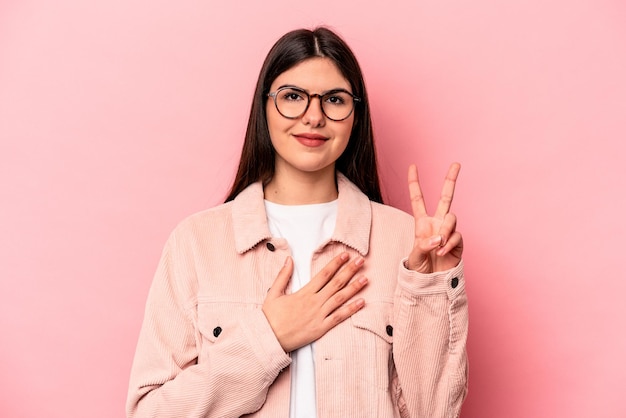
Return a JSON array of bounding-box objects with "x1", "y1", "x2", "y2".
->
[{"x1": 293, "y1": 133, "x2": 328, "y2": 147}]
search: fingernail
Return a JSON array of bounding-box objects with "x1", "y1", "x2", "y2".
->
[
  {"x1": 354, "y1": 256, "x2": 364, "y2": 266},
  {"x1": 284, "y1": 257, "x2": 291, "y2": 266},
  {"x1": 340, "y1": 253, "x2": 349, "y2": 261},
  {"x1": 430, "y1": 235, "x2": 442, "y2": 247},
  {"x1": 355, "y1": 299, "x2": 365, "y2": 308},
  {"x1": 358, "y1": 276, "x2": 368, "y2": 285}
]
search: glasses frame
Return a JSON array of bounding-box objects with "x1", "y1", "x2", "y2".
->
[{"x1": 267, "y1": 86, "x2": 361, "y2": 122}]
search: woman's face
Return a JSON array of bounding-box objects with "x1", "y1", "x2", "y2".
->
[{"x1": 266, "y1": 57, "x2": 355, "y2": 180}]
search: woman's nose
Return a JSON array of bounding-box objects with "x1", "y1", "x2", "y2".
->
[{"x1": 301, "y1": 95, "x2": 326, "y2": 127}]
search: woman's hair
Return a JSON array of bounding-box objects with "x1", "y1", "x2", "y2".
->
[{"x1": 225, "y1": 27, "x2": 383, "y2": 203}]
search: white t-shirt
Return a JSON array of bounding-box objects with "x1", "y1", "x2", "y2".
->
[{"x1": 264, "y1": 199, "x2": 338, "y2": 418}]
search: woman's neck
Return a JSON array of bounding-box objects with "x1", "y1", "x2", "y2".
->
[{"x1": 264, "y1": 166, "x2": 338, "y2": 205}]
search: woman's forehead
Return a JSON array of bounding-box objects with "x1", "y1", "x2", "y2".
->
[{"x1": 271, "y1": 57, "x2": 351, "y2": 91}]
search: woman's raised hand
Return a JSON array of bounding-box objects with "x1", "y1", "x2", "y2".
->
[
  {"x1": 262, "y1": 253, "x2": 367, "y2": 353},
  {"x1": 406, "y1": 163, "x2": 463, "y2": 273}
]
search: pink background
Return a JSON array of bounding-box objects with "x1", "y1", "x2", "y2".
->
[{"x1": 1, "y1": 0, "x2": 625, "y2": 416}]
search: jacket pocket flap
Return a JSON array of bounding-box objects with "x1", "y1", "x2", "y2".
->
[
  {"x1": 196, "y1": 302, "x2": 252, "y2": 343},
  {"x1": 350, "y1": 302, "x2": 393, "y2": 344}
]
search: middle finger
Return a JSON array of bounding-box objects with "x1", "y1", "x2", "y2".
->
[
  {"x1": 321, "y1": 275, "x2": 368, "y2": 317},
  {"x1": 437, "y1": 212, "x2": 457, "y2": 246},
  {"x1": 316, "y1": 256, "x2": 365, "y2": 300},
  {"x1": 434, "y1": 163, "x2": 461, "y2": 219}
]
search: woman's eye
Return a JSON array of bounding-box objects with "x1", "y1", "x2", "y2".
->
[
  {"x1": 281, "y1": 90, "x2": 305, "y2": 101},
  {"x1": 325, "y1": 94, "x2": 347, "y2": 105}
]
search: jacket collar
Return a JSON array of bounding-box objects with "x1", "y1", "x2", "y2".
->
[{"x1": 232, "y1": 173, "x2": 372, "y2": 256}]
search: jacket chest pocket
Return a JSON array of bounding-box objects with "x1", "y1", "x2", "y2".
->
[
  {"x1": 349, "y1": 302, "x2": 394, "y2": 391},
  {"x1": 195, "y1": 302, "x2": 258, "y2": 359}
]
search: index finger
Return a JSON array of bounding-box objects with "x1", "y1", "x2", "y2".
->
[
  {"x1": 434, "y1": 162, "x2": 461, "y2": 219},
  {"x1": 306, "y1": 252, "x2": 351, "y2": 293},
  {"x1": 408, "y1": 164, "x2": 428, "y2": 219}
]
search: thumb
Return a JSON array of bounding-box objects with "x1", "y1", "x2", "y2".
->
[
  {"x1": 415, "y1": 234, "x2": 444, "y2": 255},
  {"x1": 407, "y1": 235, "x2": 442, "y2": 271},
  {"x1": 267, "y1": 256, "x2": 293, "y2": 298}
]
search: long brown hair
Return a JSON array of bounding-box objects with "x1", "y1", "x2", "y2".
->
[{"x1": 225, "y1": 27, "x2": 382, "y2": 203}]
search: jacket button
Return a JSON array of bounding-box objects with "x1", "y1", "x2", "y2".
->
[
  {"x1": 266, "y1": 242, "x2": 275, "y2": 252},
  {"x1": 213, "y1": 326, "x2": 222, "y2": 338},
  {"x1": 386, "y1": 325, "x2": 393, "y2": 337},
  {"x1": 451, "y1": 277, "x2": 459, "y2": 289}
]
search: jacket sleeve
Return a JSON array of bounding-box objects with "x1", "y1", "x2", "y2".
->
[
  {"x1": 126, "y1": 233, "x2": 291, "y2": 418},
  {"x1": 392, "y1": 259, "x2": 469, "y2": 418}
]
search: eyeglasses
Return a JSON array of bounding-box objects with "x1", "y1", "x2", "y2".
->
[{"x1": 267, "y1": 86, "x2": 361, "y2": 121}]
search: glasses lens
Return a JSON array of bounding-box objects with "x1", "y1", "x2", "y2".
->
[
  {"x1": 321, "y1": 91, "x2": 355, "y2": 121},
  {"x1": 275, "y1": 88, "x2": 309, "y2": 119}
]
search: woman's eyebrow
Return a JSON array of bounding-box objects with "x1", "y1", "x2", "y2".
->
[
  {"x1": 275, "y1": 84, "x2": 352, "y2": 94},
  {"x1": 275, "y1": 84, "x2": 304, "y2": 91}
]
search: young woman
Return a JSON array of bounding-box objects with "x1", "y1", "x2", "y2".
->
[{"x1": 127, "y1": 27, "x2": 468, "y2": 418}]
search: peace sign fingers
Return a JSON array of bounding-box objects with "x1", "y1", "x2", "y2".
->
[
  {"x1": 408, "y1": 163, "x2": 461, "y2": 220},
  {"x1": 406, "y1": 162, "x2": 463, "y2": 273}
]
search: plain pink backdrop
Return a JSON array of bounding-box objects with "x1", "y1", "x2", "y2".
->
[{"x1": 1, "y1": 0, "x2": 625, "y2": 416}]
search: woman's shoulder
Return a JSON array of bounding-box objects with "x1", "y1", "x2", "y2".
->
[
  {"x1": 370, "y1": 201, "x2": 414, "y2": 225},
  {"x1": 367, "y1": 201, "x2": 415, "y2": 253},
  {"x1": 171, "y1": 201, "x2": 236, "y2": 237}
]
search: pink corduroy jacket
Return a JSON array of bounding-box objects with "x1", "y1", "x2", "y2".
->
[{"x1": 126, "y1": 174, "x2": 469, "y2": 418}]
